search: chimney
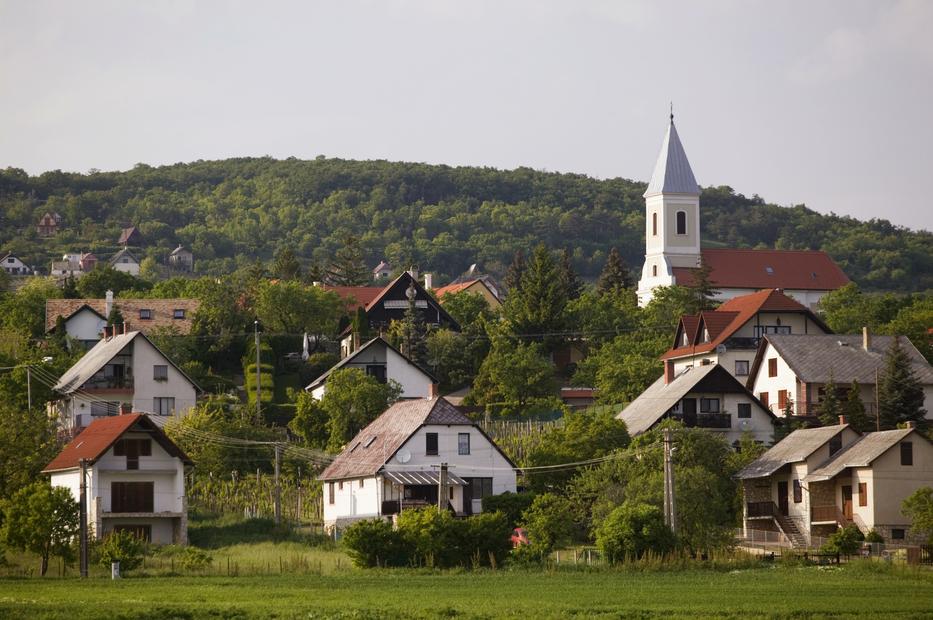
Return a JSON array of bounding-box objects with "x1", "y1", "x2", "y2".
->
[
  {"x1": 664, "y1": 360, "x2": 675, "y2": 385},
  {"x1": 424, "y1": 273, "x2": 433, "y2": 290},
  {"x1": 905, "y1": 421, "x2": 916, "y2": 429},
  {"x1": 862, "y1": 326, "x2": 871, "y2": 351},
  {"x1": 119, "y1": 402, "x2": 132, "y2": 415},
  {"x1": 428, "y1": 383, "x2": 439, "y2": 399},
  {"x1": 838, "y1": 415, "x2": 847, "y2": 426},
  {"x1": 122, "y1": 321, "x2": 127, "y2": 335},
  {"x1": 407, "y1": 266, "x2": 419, "y2": 281},
  {"x1": 105, "y1": 289, "x2": 114, "y2": 318}
]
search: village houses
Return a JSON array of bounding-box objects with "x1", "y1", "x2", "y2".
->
[
  {"x1": 109, "y1": 247, "x2": 141, "y2": 276},
  {"x1": 0, "y1": 251, "x2": 32, "y2": 276}
]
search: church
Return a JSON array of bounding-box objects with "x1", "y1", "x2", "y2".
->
[{"x1": 636, "y1": 115, "x2": 850, "y2": 309}]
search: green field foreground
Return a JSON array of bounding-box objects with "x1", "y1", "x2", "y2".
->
[{"x1": 2, "y1": 564, "x2": 933, "y2": 619}]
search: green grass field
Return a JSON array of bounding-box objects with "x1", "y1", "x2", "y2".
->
[{"x1": 2, "y1": 563, "x2": 932, "y2": 619}]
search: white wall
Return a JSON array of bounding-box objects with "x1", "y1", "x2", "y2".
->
[
  {"x1": 323, "y1": 476, "x2": 381, "y2": 525},
  {"x1": 65, "y1": 308, "x2": 107, "y2": 343},
  {"x1": 131, "y1": 336, "x2": 197, "y2": 418},
  {"x1": 112, "y1": 259, "x2": 140, "y2": 276},
  {"x1": 867, "y1": 436, "x2": 933, "y2": 525},
  {"x1": 748, "y1": 342, "x2": 799, "y2": 415},
  {"x1": 386, "y1": 347, "x2": 433, "y2": 398}
]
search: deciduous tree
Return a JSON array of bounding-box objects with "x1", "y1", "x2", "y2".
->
[{"x1": 0, "y1": 482, "x2": 79, "y2": 576}]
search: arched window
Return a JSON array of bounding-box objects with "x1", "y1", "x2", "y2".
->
[
  {"x1": 652, "y1": 212, "x2": 658, "y2": 236},
  {"x1": 676, "y1": 211, "x2": 687, "y2": 235},
  {"x1": 652, "y1": 265, "x2": 658, "y2": 277}
]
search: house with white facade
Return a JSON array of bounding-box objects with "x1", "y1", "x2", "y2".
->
[
  {"x1": 319, "y1": 397, "x2": 517, "y2": 530},
  {"x1": 661, "y1": 288, "x2": 832, "y2": 382},
  {"x1": 43, "y1": 413, "x2": 192, "y2": 544},
  {"x1": 1, "y1": 252, "x2": 32, "y2": 276},
  {"x1": 738, "y1": 422, "x2": 933, "y2": 546},
  {"x1": 747, "y1": 331, "x2": 933, "y2": 418},
  {"x1": 168, "y1": 245, "x2": 193, "y2": 272},
  {"x1": 306, "y1": 337, "x2": 437, "y2": 400},
  {"x1": 109, "y1": 248, "x2": 141, "y2": 276},
  {"x1": 51, "y1": 252, "x2": 98, "y2": 278},
  {"x1": 51, "y1": 329, "x2": 200, "y2": 432},
  {"x1": 617, "y1": 363, "x2": 776, "y2": 446}
]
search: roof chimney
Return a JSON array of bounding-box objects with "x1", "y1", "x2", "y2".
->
[
  {"x1": 424, "y1": 273, "x2": 433, "y2": 290},
  {"x1": 838, "y1": 415, "x2": 847, "y2": 426},
  {"x1": 105, "y1": 289, "x2": 114, "y2": 318},
  {"x1": 428, "y1": 383, "x2": 439, "y2": 399},
  {"x1": 407, "y1": 266, "x2": 419, "y2": 281},
  {"x1": 862, "y1": 326, "x2": 871, "y2": 351},
  {"x1": 905, "y1": 421, "x2": 916, "y2": 429},
  {"x1": 664, "y1": 360, "x2": 675, "y2": 385},
  {"x1": 119, "y1": 402, "x2": 132, "y2": 415}
]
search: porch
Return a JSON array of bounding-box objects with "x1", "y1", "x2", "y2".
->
[{"x1": 380, "y1": 470, "x2": 468, "y2": 516}]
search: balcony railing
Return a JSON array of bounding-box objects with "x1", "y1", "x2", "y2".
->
[
  {"x1": 84, "y1": 376, "x2": 134, "y2": 390},
  {"x1": 696, "y1": 413, "x2": 732, "y2": 429},
  {"x1": 811, "y1": 504, "x2": 850, "y2": 524},
  {"x1": 747, "y1": 501, "x2": 776, "y2": 518}
]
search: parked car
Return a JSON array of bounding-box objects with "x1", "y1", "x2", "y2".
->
[{"x1": 510, "y1": 527, "x2": 529, "y2": 548}]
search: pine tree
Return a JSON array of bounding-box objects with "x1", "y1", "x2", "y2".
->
[
  {"x1": 816, "y1": 374, "x2": 842, "y2": 427},
  {"x1": 842, "y1": 380, "x2": 872, "y2": 432},
  {"x1": 326, "y1": 235, "x2": 369, "y2": 286},
  {"x1": 877, "y1": 337, "x2": 927, "y2": 429},
  {"x1": 505, "y1": 243, "x2": 568, "y2": 352},
  {"x1": 107, "y1": 306, "x2": 125, "y2": 327},
  {"x1": 350, "y1": 306, "x2": 371, "y2": 351},
  {"x1": 273, "y1": 247, "x2": 301, "y2": 281},
  {"x1": 557, "y1": 248, "x2": 582, "y2": 300},
  {"x1": 503, "y1": 250, "x2": 526, "y2": 297},
  {"x1": 398, "y1": 286, "x2": 427, "y2": 365},
  {"x1": 596, "y1": 247, "x2": 633, "y2": 294},
  {"x1": 61, "y1": 276, "x2": 79, "y2": 299},
  {"x1": 689, "y1": 261, "x2": 719, "y2": 312}
]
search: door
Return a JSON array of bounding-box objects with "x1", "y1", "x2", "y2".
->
[
  {"x1": 462, "y1": 479, "x2": 473, "y2": 516},
  {"x1": 777, "y1": 481, "x2": 789, "y2": 516},
  {"x1": 682, "y1": 398, "x2": 697, "y2": 427},
  {"x1": 842, "y1": 486, "x2": 853, "y2": 520}
]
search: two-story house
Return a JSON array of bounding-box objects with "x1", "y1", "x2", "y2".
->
[
  {"x1": 1, "y1": 252, "x2": 32, "y2": 276},
  {"x1": 168, "y1": 245, "x2": 194, "y2": 272},
  {"x1": 319, "y1": 397, "x2": 517, "y2": 530},
  {"x1": 43, "y1": 413, "x2": 192, "y2": 544},
  {"x1": 109, "y1": 248, "x2": 141, "y2": 276},
  {"x1": 51, "y1": 329, "x2": 200, "y2": 431}
]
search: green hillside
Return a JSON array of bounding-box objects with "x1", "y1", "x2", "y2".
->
[{"x1": 1, "y1": 158, "x2": 929, "y2": 290}]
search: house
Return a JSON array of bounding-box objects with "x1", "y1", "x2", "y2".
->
[
  {"x1": 738, "y1": 421, "x2": 933, "y2": 546},
  {"x1": 747, "y1": 331, "x2": 933, "y2": 417},
  {"x1": 661, "y1": 288, "x2": 832, "y2": 381},
  {"x1": 118, "y1": 226, "x2": 142, "y2": 246},
  {"x1": 319, "y1": 397, "x2": 517, "y2": 530},
  {"x1": 306, "y1": 336, "x2": 438, "y2": 400},
  {"x1": 50, "y1": 329, "x2": 200, "y2": 432},
  {"x1": 434, "y1": 277, "x2": 503, "y2": 311},
  {"x1": 372, "y1": 260, "x2": 392, "y2": 280},
  {"x1": 47, "y1": 291, "x2": 200, "y2": 347},
  {"x1": 109, "y1": 248, "x2": 141, "y2": 276},
  {"x1": 43, "y1": 413, "x2": 192, "y2": 544},
  {"x1": 37, "y1": 212, "x2": 61, "y2": 237},
  {"x1": 167, "y1": 245, "x2": 193, "y2": 272},
  {"x1": 617, "y1": 363, "x2": 776, "y2": 446},
  {"x1": 51, "y1": 252, "x2": 98, "y2": 278},
  {"x1": 1, "y1": 252, "x2": 32, "y2": 276},
  {"x1": 636, "y1": 115, "x2": 849, "y2": 307}
]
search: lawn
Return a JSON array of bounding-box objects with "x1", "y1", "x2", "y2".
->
[{"x1": 1, "y1": 563, "x2": 932, "y2": 619}]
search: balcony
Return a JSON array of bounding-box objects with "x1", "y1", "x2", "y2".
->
[
  {"x1": 696, "y1": 413, "x2": 732, "y2": 429},
  {"x1": 84, "y1": 376, "x2": 134, "y2": 391},
  {"x1": 747, "y1": 501, "x2": 776, "y2": 518},
  {"x1": 811, "y1": 504, "x2": 847, "y2": 524}
]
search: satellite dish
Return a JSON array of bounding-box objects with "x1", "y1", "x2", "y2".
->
[
  {"x1": 396, "y1": 449, "x2": 411, "y2": 464},
  {"x1": 716, "y1": 344, "x2": 727, "y2": 354}
]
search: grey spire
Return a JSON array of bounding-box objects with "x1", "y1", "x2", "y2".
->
[{"x1": 644, "y1": 117, "x2": 699, "y2": 197}]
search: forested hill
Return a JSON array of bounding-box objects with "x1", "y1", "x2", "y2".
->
[{"x1": 0, "y1": 158, "x2": 930, "y2": 291}]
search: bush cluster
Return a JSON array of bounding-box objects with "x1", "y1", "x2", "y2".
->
[
  {"x1": 95, "y1": 530, "x2": 148, "y2": 572},
  {"x1": 481, "y1": 492, "x2": 535, "y2": 529}
]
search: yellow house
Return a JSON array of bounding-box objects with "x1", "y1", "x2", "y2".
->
[{"x1": 434, "y1": 278, "x2": 502, "y2": 311}]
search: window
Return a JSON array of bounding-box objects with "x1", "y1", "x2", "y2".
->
[
  {"x1": 364, "y1": 436, "x2": 377, "y2": 448},
  {"x1": 652, "y1": 265, "x2": 658, "y2": 277},
  {"x1": 793, "y1": 479, "x2": 802, "y2": 503},
  {"x1": 759, "y1": 392, "x2": 769, "y2": 408},
  {"x1": 652, "y1": 212, "x2": 658, "y2": 236},
  {"x1": 349, "y1": 442, "x2": 361, "y2": 453},
  {"x1": 859, "y1": 482, "x2": 867, "y2": 507},
  {"x1": 765, "y1": 266, "x2": 774, "y2": 275},
  {"x1": 153, "y1": 397, "x2": 175, "y2": 416},
  {"x1": 829, "y1": 435, "x2": 842, "y2": 457},
  {"x1": 778, "y1": 390, "x2": 788, "y2": 411},
  {"x1": 111, "y1": 481, "x2": 154, "y2": 512},
  {"x1": 359, "y1": 478, "x2": 364, "y2": 488},
  {"x1": 426, "y1": 432, "x2": 438, "y2": 456},
  {"x1": 113, "y1": 524, "x2": 151, "y2": 543},
  {"x1": 153, "y1": 365, "x2": 168, "y2": 381},
  {"x1": 737, "y1": 403, "x2": 751, "y2": 419},
  {"x1": 173, "y1": 309, "x2": 186, "y2": 319},
  {"x1": 676, "y1": 211, "x2": 687, "y2": 235},
  {"x1": 139, "y1": 309, "x2": 152, "y2": 320},
  {"x1": 458, "y1": 433, "x2": 470, "y2": 455},
  {"x1": 768, "y1": 358, "x2": 778, "y2": 377},
  {"x1": 901, "y1": 442, "x2": 913, "y2": 466},
  {"x1": 700, "y1": 398, "x2": 720, "y2": 413},
  {"x1": 468, "y1": 477, "x2": 493, "y2": 499},
  {"x1": 114, "y1": 439, "x2": 151, "y2": 470},
  {"x1": 892, "y1": 528, "x2": 905, "y2": 540},
  {"x1": 6, "y1": 257, "x2": 13, "y2": 263},
  {"x1": 328, "y1": 483, "x2": 335, "y2": 505},
  {"x1": 681, "y1": 331, "x2": 689, "y2": 347},
  {"x1": 365, "y1": 365, "x2": 387, "y2": 383},
  {"x1": 670, "y1": 400, "x2": 682, "y2": 414},
  {"x1": 735, "y1": 360, "x2": 749, "y2": 376},
  {"x1": 90, "y1": 401, "x2": 119, "y2": 417}
]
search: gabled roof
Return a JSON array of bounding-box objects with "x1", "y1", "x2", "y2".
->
[
  {"x1": 750, "y1": 334, "x2": 933, "y2": 388},
  {"x1": 364, "y1": 272, "x2": 460, "y2": 327},
  {"x1": 109, "y1": 248, "x2": 139, "y2": 265},
  {"x1": 53, "y1": 331, "x2": 200, "y2": 394},
  {"x1": 737, "y1": 424, "x2": 850, "y2": 479},
  {"x1": 434, "y1": 278, "x2": 501, "y2": 304},
  {"x1": 672, "y1": 248, "x2": 850, "y2": 291},
  {"x1": 305, "y1": 336, "x2": 437, "y2": 391},
  {"x1": 169, "y1": 245, "x2": 191, "y2": 256},
  {"x1": 372, "y1": 260, "x2": 390, "y2": 273},
  {"x1": 321, "y1": 285, "x2": 384, "y2": 312},
  {"x1": 617, "y1": 364, "x2": 775, "y2": 435},
  {"x1": 805, "y1": 428, "x2": 919, "y2": 482},
  {"x1": 46, "y1": 298, "x2": 200, "y2": 333},
  {"x1": 661, "y1": 288, "x2": 831, "y2": 360},
  {"x1": 49, "y1": 303, "x2": 108, "y2": 330},
  {"x1": 118, "y1": 226, "x2": 141, "y2": 245},
  {"x1": 42, "y1": 413, "x2": 192, "y2": 472},
  {"x1": 319, "y1": 397, "x2": 515, "y2": 481},
  {"x1": 644, "y1": 118, "x2": 699, "y2": 197}
]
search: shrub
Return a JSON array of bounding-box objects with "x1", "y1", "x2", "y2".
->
[
  {"x1": 463, "y1": 511, "x2": 512, "y2": 568},
  {"x1": 482, "y1": 492, "x2": 536, "y2": 528},
  {"x1": 396, "y1": 507, "x2": 463, "y2": 568},
  {"x1": 595, "y1": 502, "x2": 675, "y2": 564},
  {"x1": 520, "y1": 493, "x2": 575, "y2": 553},
  {"x1": 96, "y1": 530, "x2": 147, "y2": 572},
  {"x1": 180, "y1": 546, "x2": 213, "y2": 570},
  {"x1": 865, "y1": 529, "x2": 884, "y2": 544},
  {"x1": 821, "y1": 525, "x2": 864, "y2": 557},
  {"x1": 341, "y1": 519, "x2": 409, "y2": 568}
]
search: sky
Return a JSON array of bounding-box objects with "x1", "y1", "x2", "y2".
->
[{"x1": 1, "y1": 0, "x2": 931, "y2": 231}]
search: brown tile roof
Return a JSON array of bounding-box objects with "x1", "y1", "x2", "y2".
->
[
  {"x1": 672, "y1": 248, "x2": 850, "y2": 291},
  {"x1": 46, "y1": 298, "x2": 200, "y2": 334},
  {"x1": 320, "y1": 286, "x2": 384, "y2": 312},
  {"x1": 42, "y1": 413, "x2": 192, "y2": 472},
  {"x1": 661, "y1": 288, "x2": 831, "y2": 361}
]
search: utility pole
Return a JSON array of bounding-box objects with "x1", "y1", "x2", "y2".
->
[
  {"x1": 254, "y1": 320, "x2": 261, "y2": 424},
  {"x1": 79, "y1": 459, "x2": 88, "y2": 578},
  {"x1": 663, "y1": 428, "x2": 677, "y2": 535},
  {"x1": 273, "y1": 443, "x2": 282, "y2": 526},
  {"x1": 437, "y1": 463, "x2": 448, "y2": 513},
  {"x1": 296, "y1": 467, "x2": 302, "y2": 527},
  {"x1": 875, "y1": 368, "x2": 881, "y2": 432}
]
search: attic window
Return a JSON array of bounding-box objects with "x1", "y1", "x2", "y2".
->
[
  {"x1": 702, "y1": 328, "x2": 710, "y2": 343},
  {"x1": 765, "y1": 266, "x2": 774, "y2": 275},
  {"x1": 173, "y1": 309, "x2": 186, "y2": 319},
  {"x1": 364, "y1": 436, "x2": 377, "y2": 448},
  {"x1": 139, "y1": 309, "x2": 152, "y2": 320},
  {"x1": 681, "y1": 331, "x2": 689, "y2": 347}
]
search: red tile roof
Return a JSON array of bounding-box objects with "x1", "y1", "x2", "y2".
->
[
  {"x1": 321, "y1": 286, "x2": 384, "y2": 312},
  {"x1": 660, "y1": 288, "x2": 831, "y2": 360},
  {"x1": 672, "y1": 248, "x2": 849, "y2": 291},
  {"x1": 42, "y1": 414, "x2": 192, "y2": 472},
  {"x1": 433, "y1": 281, "x2": 477, "y2": 298}
]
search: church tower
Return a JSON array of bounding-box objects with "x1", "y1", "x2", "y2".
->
[{"x1": 636, "y1": 114, "x2": 702, "y2": 306}]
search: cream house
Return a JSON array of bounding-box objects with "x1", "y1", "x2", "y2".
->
[
  {"x1": 319, "y1": 397, "x2": 517, "y2": 530},
  {"x1": 109, "y1": 248, "x2": 141, "y2": 276}
]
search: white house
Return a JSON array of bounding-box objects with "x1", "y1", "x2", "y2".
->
[
  {"x1": 738, "y1": 422, "x2": 933, "y2": 546},
  {"x1": 109, "y1": 248, "x2": 141, "y2": 276},
  {"x1": 1, "y1": 252, "x2": 32, "y2": 276},
  {"x1": 43, "y1": 413, "x2": 193, "y2": 544},
  {"x1": 51, "y1": 329, "x2": 200, "y2": 432},
  {"x1": 747, "y1": 331, "x2": 933, "y2": 418},
  {"x1": 617, "y1": 363, "x2": 776, "y2": 446},
  {"x1": 168, "y1": 245, "x2": 193, "y2": 272},
  {"x1": 319, "y1": 397, "x2": 517, "y2": 530},
  {"x1": 306, "y1": 337, "x2": 437, "y2": 400}
]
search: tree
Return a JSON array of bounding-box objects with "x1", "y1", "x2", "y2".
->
[
  {"x1": 816, "y1": 375, "x2": 843, "y2": 427},
  {"x1": 288, "y1": 392, "x2": 329, "y2": 449},
  {"x1": 253, "y1": 280, "x2": 343, "y2": 337},
  {"x1": 557, "y1": 248, "x2": 582, "y2": 301},
  {"x1": 877, "y1": 337, "x2": 927, "y2": 429},
  {"x1": 841, "y1": 380, "x2": 872, "y2": 432},
  {"x1": 520, "y1": 492, "x2": 575, "y2": 554},
  {"x1": 688, "y1": 261, "x2": 719, "y2": 312},
  {"x1": 61, "y1": 275, "x2": 79, "y2": 299},
  {"x1": 574, "y1": 332, "x2": 668, "y2": 405},
  {"x1": 0, "y1": 403, "x2": 62, "y2": 501},
  {"x1": 820, "y1": 524, "x2": 864, "y2": 557},
  {"x1": 503, "y1": 249, "x2": 525, "y2": 296},
  {"x1": 0, "y1": 277, "x2": 62, "y2": 338},
  {"x1": 75, "y1": 265, "x2": 150, "y2": 298},
  {"x1": 97, "y1": 529, "x2": 147, "y2": 571},
  {"x1": 595, "y1": 502, "x2": 675, "y2": 563},
  {"x1": 272, "y1": 247, "x2": 302, "y2": 281},
  {"x1": 107, "y1": 305, "x2": 125, "y2": 327},
  {"x1": 596, "y1": 247, "x2": 633, "y2": 293},
  {"x1": 0, "y1": 481, "x2": 79, "y2": 576},
  {"x1": 350, "y1": 307, "x2": 371, "y2": 349},
  {"x1": 902, "y1": 486, "x2": 933, "y2": 543},
  {"x1": 504, "y1": 243, "x2": 568, "y2": 352},
  {"x1": 326, "y1": 235, "x2": 369, "y2": 286},
  {"x1": 466, "y1": 335, "x2": 561, "y2": 418}
]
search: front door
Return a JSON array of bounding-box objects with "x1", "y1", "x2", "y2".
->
[
  {"x1": 462, "y1": 479, "x2": 473, "y2": 516},
  {"x1": 682, "y1": 398, "x2": 697, "y2": 427},
  {"x1": 777, "y1": 481, "x2": 789, "y2": 516},
  {"x1": 842, "y1": 486, "x2": 853, "y2": 520}
]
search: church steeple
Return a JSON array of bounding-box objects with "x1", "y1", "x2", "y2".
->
[{"x1": 644, "y1": 116, "x2": 699, "y2": 197}]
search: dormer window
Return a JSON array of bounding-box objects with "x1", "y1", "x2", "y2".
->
[
  {"x1": 139, "y1": 309, "x2": 152, "y2": 320},
  {"x1": 681, "y1": 331, "x2": 689, "y2": 347},
  {"x1": 173, "y1": 309, "x2": 185, "y2": 319}
]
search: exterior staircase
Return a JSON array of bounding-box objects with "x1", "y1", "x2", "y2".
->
[{"x1": 774, "y1": 510, "x2": 809, "y2": 548}]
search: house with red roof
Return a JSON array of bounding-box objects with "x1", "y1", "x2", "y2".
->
[
  {"x1": 42, "y1": 413, "x2": 193, "y2": 544},
  {"x1": 636, "y1": 114, "x2": 849, "y2": 308},
  {"x1": 434, "y1": 277, "x2": 502, "y2": 311}
]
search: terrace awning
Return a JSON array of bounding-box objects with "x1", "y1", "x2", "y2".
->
[{"x1": 383, "y1": 470, "x2": 467, "y2": 486}]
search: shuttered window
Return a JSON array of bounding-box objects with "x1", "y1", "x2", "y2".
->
[
  {"x1": 426, "y1": 433, "x2": 438, "y2": 456},
  {"x1": 858, "y1": 482, "x2": 867, "y2": 507},
  {"x1": 111, "y1": 481, "x2": 154, "y2": 512},
  {"x1": 793, "y1": 479, "x2": 802, "y2": 503},
  {"x1": 768, "y1": 358, "x2": 778, "y2": 377}
]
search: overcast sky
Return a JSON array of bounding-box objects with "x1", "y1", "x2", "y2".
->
[{"x1": 2, "y1": 0, "x2": 931, "y2": 231}]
